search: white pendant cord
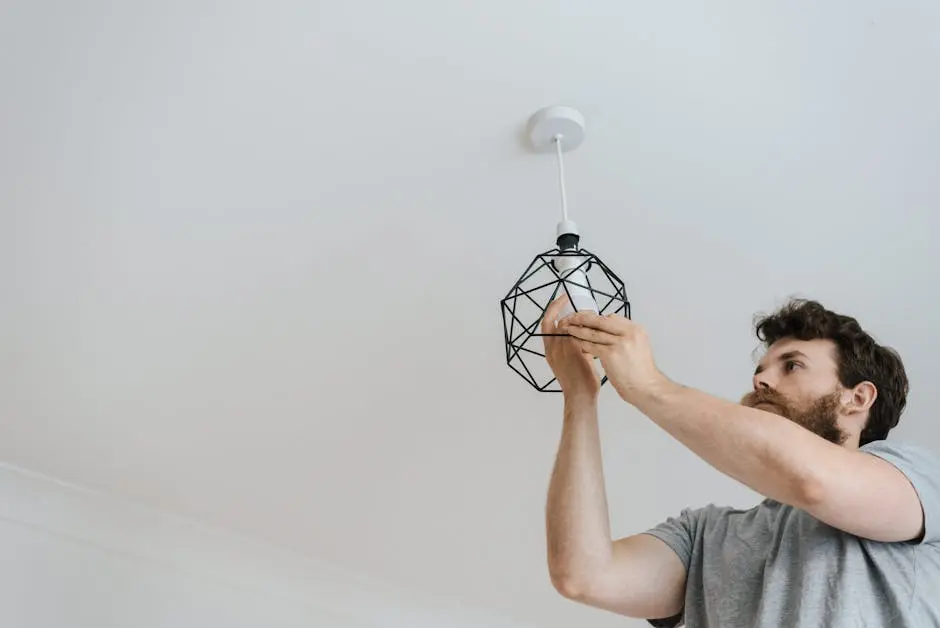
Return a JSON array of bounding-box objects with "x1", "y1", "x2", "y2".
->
[{"x1": 553, "y1": 134, "x2": 569, "y2": 222}]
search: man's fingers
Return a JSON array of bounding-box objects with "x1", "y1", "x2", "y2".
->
[
  {"x1": 566, "y1": 311, "x2": 629, "y2": 335},
  {"x1": 541, "y1": 294, "x2": 570, "y2": 333},
  {"x1": 564, "y1": 323, "x2": 617, "y2": 345},
  {"x1": 574, "y1": 338, "x2": 604, "y2": 357}
]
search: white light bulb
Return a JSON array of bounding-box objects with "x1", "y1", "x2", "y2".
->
[{"x1": 553, "y1": 257, "x2": 598, "y2": 322}]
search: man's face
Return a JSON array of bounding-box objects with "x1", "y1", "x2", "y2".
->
[{"x1": 741, "y1": 338, "x2": 849, "y2": 445}]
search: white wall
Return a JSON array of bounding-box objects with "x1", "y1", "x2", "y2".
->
[
  {"x1": 0, "y1": 519, "x2": 350, "y2": 628},
  {"x1": 0, "y1": 463, "x2": 536, "y2": 628}
]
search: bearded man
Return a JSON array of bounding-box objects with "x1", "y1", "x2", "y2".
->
[{"x1": 543, "y1": 297, "x2": 940, "y2": 626}]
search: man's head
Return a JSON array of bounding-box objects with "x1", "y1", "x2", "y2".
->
[{"x1": 740, "y1": 299, "x2": 908, "y2": 448}]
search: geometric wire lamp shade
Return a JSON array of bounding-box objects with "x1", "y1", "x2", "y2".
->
[
  {"x1": 501, "y1": 247, "x2": 630, "y2": 391},
  {"x1": 501, "y1": 105, "x2": 632, "y2": 392}
]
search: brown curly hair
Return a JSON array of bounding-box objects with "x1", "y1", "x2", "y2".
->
[{"x1": 754, "y1": 299, "x2": 909, "y2": 446}]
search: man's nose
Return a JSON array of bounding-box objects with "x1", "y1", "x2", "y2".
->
[{"x1": 752, "y1": 373, "x2": 774, "y2": 391}]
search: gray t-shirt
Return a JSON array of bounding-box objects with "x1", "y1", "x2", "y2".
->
[{"x1": 643, "y1": 439, "x2": 940, "y2": 627}]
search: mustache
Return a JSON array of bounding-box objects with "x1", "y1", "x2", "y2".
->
[{"x1": 740, "y1": 387, "x2": 790, "y2": 409}]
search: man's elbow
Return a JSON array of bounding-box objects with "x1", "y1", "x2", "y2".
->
[{"x1": 549, "y1": 567, "x2": 599, "y2": 602}]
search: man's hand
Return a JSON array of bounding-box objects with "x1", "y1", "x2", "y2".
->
[
  {"x1": 542, "y1": 295, "x2": 601, "y2": 401},
  {"x1": 558, "y1": 310, "x2": 668, "y2": 405}
]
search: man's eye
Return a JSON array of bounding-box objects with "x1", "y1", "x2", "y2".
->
[{"x1": 785, "y1": 361, "x2": 802, "y2": 372}]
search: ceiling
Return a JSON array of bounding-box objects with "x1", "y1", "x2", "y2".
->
[{"x1": 3, "y1": 1, "x2": 939, "y2": 626}]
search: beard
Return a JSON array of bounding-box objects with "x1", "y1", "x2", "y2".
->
[{"x1": 740, "y1": 387, "x2": 848, "y2": 445}]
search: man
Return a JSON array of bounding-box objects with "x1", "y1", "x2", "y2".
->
[{"x1": 542, "y1": 296, "x2": 940, "y2": 626}]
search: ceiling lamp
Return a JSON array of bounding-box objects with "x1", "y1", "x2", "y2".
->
[{"x1": 500, "y1": 106, "x2": 631, "y2": 392}]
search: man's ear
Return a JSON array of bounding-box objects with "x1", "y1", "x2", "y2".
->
[{"x1": 844, "y1": 381, "x2": 877, "y2": 414}]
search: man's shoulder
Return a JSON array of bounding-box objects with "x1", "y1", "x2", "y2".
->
[
  {"x1": 861, "y1": 438, "x2": 939, "y2": 458},
  {"x1": 861, "y1": 437, "x2": 940, "y2": 546},
  {"x1": 859, "y1": 438, "x2": 940, "y2": 475}
]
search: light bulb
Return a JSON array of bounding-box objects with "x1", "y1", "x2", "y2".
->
[{"x1": 553, "y1": 255, "x2": 598, "y2": 323}]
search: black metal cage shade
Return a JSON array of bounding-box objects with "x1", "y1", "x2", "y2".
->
[{"x1": 500, "y1": 247, "x2": 631, "y2": 392}]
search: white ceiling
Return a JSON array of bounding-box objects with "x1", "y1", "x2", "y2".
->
[{"x1": 3, "y1": 2, "x2": 940, "y2": 626}]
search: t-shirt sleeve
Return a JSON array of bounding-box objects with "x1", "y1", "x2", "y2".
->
[
  {"x1": 643, "y1": 506, "x2": 704, "y2": 572},
  {"x1": 861, "y1": 439, "x2": 940, "y2": 545},
  {"x1": 640, "y1": 507, "x2": 707, "y2": 628}
]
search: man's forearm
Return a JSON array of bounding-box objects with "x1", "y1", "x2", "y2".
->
[
  {"x1": 545, "y1": 396, "x2": 613, "y2": 589},
  {"x1": 631, "y1": 379, "x2": 836, "y2": 507}
]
